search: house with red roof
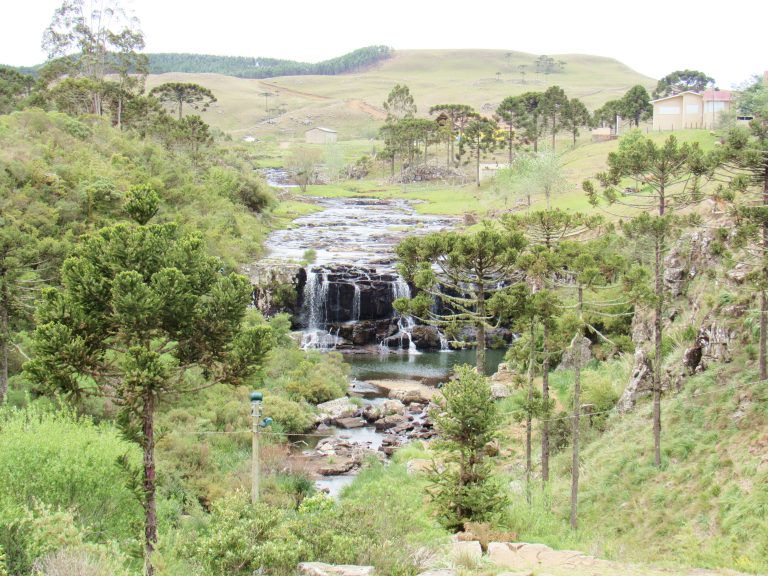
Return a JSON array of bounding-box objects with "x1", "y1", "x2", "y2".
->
[{"x1": 650, "y1": 90, "x2": 733, "y2": 131}]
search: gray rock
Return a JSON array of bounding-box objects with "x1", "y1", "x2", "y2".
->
[
  {"x1": 336, "y1": 417, "x2": 366, "y2": 429},
  {"x1": 617, "y1": 349, "x2": 652, "y2": 413},
  {"x1": 298, "y1": 562, "x2": 374, "y2": 576},
  {"x1": 556, "y1": 336, "x2": 591, "y2": 371},
  {"x1": 316, "y1": 398, "x2": 358, "y2": 421}
]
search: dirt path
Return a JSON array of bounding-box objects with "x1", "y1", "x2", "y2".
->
[
  {"x1": 257, "y1": 80, "x2": 331, "y2": 101},
  {"x1": 346, "y1": 98, "x2": 387, "y2": 120}
]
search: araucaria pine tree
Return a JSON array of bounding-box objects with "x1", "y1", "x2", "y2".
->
[
  {"x1": 426, "y1": 365, "x2": 508, "y2": 531},
  {"x1": 26, "y1": 186, "x2": 274, "y2": 576},
  {"x1": 583, "y1": 132, "x2": 708, "y2": 467}
]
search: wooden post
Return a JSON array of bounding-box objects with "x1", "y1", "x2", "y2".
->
[{"x1": 251, "y1": 401, "x2": 260, "y2": 503}]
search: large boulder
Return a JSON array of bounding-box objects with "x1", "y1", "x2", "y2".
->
[
  {"x1": 556, "y1": 336, "x2": 591, "y2": 371},
  {"x1": 316, "y1": 398, "x2": 358, "y2": 422},
  {"x1": 410, "y1": 325, "x2": 443, "y2": 350}
]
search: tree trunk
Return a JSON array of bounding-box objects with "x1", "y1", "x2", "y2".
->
[
  {"x1": 508, "y1": 127, "x2": 514, "y2": 166},
  {"x1": 761, "y1": 169, "x2": 768, "y2": 380},
  {"x1": 541, "y1": 322, "x2": 550, "y2": 484},
  {"x1": 476, "y1": 287, "x2": 486, "y2": 375},
  {"x1": 653, "y1": 234, "x2": 663, "y2": 468},
  {"x1": 142, "y1": 391, "x2": 158, "y2": 576},
  {"x1": 570, "y1": 285, "x2": 583, "y2": 529},
  {"x1": 476, "y1": 147, "x2": 481, "y2": 188},
  {"x1": 0, "y1": 283, "x2": 9, "y2": 404},
  {"x1": 551, "y1": 115, "x2": 556, "y2": 151},
  {"x1": 178, "y1": 100, "x2": 183, "y2": 121},
  {"x1": 526, "y1": 321, "x2": 535, "y2": 504},
  {"x1": 761, "y1": 288, "x2": 767, "y2": 381}
]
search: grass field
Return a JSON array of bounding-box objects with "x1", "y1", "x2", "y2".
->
[
  {"x1": 146, "y1": 49, "x2": 655, "y2": 140},
  {"x1": 266, "y1": 128, "x2": 721, "y2": 221}
]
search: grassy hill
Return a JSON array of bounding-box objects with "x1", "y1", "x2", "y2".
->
[{"x1": 145, "y1": 49, "x2": 656, "y2": 140}]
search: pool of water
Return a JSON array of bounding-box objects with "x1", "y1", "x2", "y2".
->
[{"x1": 345, "y1": 349, "x2": 507, "y2": 382}]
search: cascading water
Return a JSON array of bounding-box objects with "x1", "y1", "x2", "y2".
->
[
  {"x1": 387, "y1": 277, "x2": 419, "y2": 355},
  {"x1": 351, "y1": 284, "x2": 361, "y2": 322},
  {"x1": 301, "y1": 270, "x2": 341, "y2": 350}
]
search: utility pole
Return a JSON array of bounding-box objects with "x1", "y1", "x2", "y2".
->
[{"x1": 250, "y1": 391, "x2": 263, "y2": 504}]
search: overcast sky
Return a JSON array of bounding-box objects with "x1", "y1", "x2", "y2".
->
[{"x1": 1, "y1": 0, "x2": 764, "y2": 88}]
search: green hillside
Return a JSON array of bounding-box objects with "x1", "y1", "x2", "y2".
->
[{"x1": 145, "y1": 49, "x2": 656, "y2": 139}]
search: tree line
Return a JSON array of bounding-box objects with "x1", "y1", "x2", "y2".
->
[
  {"x1": 141, "y1": 46, "x2": 393, "y2": 78},
  {"x1": 377, "y1": 83, "x2": 652, "y2": 187}
]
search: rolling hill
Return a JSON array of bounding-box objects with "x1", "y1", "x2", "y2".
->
[{"x1": 144, "y1": 49, "x2": 656, "y2": 140}]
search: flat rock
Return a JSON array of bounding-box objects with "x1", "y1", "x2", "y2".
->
[
  {"x1": 298, "y1": 562, "x2": 374, "y2": 576},
  {"x1": 366, "y1": 379, "x2": 436, "y2": 403},
  {"x1": 316, "y1": 398, "x2": 358, "y2": 421},
  {"x1": 416, "y1": 570, "x2": 456, "y2": 576},
  {"x1": 336, "y1": 417, "x2": 366, "y2": 429}
]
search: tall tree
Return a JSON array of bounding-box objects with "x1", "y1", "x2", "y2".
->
[
  {"x1": 460, "y1": 116, "x2": 500, "y2": 187},
  {"x1": 583, "y1": 132, "x2": 709, "y2": 467},
  {"x1": 621, "y1": 85, "x2": 652, "y2": 128},
  {"x1": 503, "y1": 210, "x2": 597, "y2": 485},
  {"x1": 497, "y1": 92, "x2": 546, "y2": 152},
  {"x1": 430, "y1": 104, "x2": 476, "y2": 167},
  {"x1": 42, "y1": 0, "x2": 146, "y2": 116},
  {"x1": 395, "y1": 223, "x2": 526, "y2": 374},
  {"x1": 556, "y1": 236, "x2": 626, "y2": 527},
  {"x1": 563, "y1": 98, "x2": 591, "y2": 146},
  {"x1": 383, "y1": 83, "x2": 416, "y2": 122},
  {"x1": 26, "y1": 186, "x2": 274, "y2": 576},
  {"x1": 653, "y1": 69, "x2": 714, "y2": 99},
  {"x1": 542, "y1": 86, "x2": 569, "y2": 151},
  {"x1": 149, "y1": 82, "x2": 217, "y2": 120}
]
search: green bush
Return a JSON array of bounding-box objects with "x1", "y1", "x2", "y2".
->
[
  {"x1": 265, "y1": 349, "x2": 348, "y2": 405},
  {"x1": 0, "y1": 405, "x2": 142, "y2": 542},
  {"x1": 263, "y1": 394, "x2": 315, "y2": 433}
]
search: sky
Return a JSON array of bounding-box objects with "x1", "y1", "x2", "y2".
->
[{"x1": 1, "y1": 0, "x2": 765, "y2": 88}]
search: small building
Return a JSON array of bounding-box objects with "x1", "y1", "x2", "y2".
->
[
  {"x1": 651, "y1": 90, "x2": 733, "y2": 131},
  {"x1": 305, "y1": 127, "x2": 338, "y2": 144}
]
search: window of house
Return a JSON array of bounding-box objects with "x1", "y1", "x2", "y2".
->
[
  {"x1": 705, "y1": 102, "x2": 726, "y2": 112},
  {"x1": 659, "y1": 105, "x2": 680, "y2": 115},
  {"x1": 686, "y1": 104, "x2": 700, "y2": 113}
]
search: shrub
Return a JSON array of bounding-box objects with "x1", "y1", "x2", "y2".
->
[
  {"x1": 262, "y1": 394, "x2": 315, "y2": 433},
  {"x1": 0, "y1": 405, "x2": 142, "y2": 543}
]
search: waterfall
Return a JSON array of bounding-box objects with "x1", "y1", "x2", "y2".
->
[
  {"x1": 351, "y1": 284, "x2": 361, "y2": 322},
  {"x1": 438, "y1": 331, "x2": 450, "y2": 352},
  {"x1": 301, "y1": 270, "x2": 341, "y2": 350},
  {"x1": 388, "y1": 277, "x2": 419, "y2": 355}
]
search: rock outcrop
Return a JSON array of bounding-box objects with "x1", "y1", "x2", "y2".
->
[
  {"x1": 617, "y1": 349, "x2": 653, "y2": 413},
  {"x1": 243, "y1": 262, "x2": 306, "y2": 317},
  {"x1": 556, "y1": 336, "x2": 592, "y2": 371}
]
